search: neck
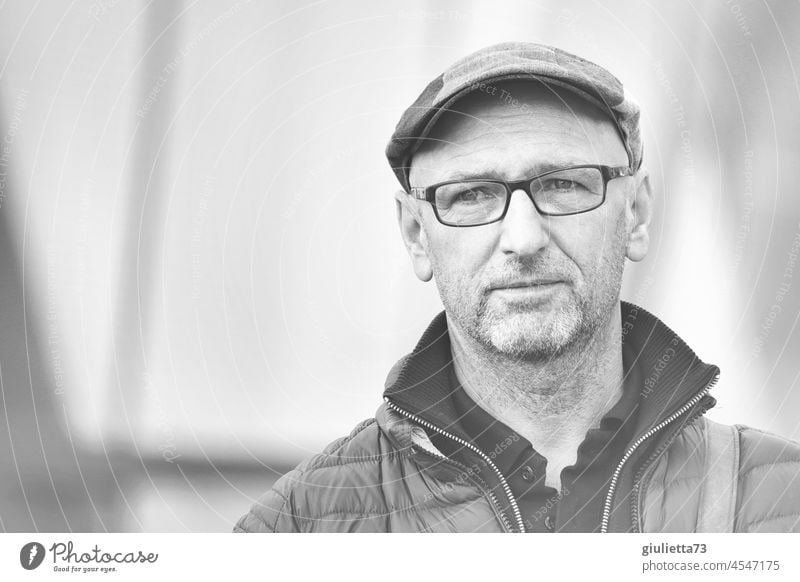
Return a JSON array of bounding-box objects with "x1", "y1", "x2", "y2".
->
[{"x1": 449, "y1": 304, "x2": 624, "y2": 459}]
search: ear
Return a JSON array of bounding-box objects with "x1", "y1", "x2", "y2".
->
[
  {"x1": 625, "y1": 169, "x2": 653, "y2": 262},
  {"x1": 394, "y1": 190, "x2": 433, "y2": 282}
]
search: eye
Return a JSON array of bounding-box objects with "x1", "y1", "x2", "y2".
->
[
  {"x1": 458, "y1": 188, "x2": 484, "y2": 201},
  {"x1": 434, "y1": 181, "x2": 506, "y2": 212},
  {"x1": 546, "y1": 178, "x2": 578, "y2": 191},
  {"x1": 451, "y1": 186, "x2": 498, "y2": 203}
]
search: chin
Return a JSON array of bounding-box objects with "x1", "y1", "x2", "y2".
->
[{"x1": 478, "y1": 305, "x2": 582, "y2": 359}]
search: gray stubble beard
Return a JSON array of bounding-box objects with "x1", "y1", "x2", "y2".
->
[
  {"x1": 475, "y1": 289, "x2": 591, "y2": 361},
  {"x1": 436, "y1": 253, "x2": 625, "y2": 365}
]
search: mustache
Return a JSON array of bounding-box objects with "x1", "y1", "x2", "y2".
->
[{"x1": 484, "y1": 259, "x2": 577, "y2": 290}]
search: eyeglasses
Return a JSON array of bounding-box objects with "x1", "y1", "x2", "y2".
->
[{"x1": 409, "y1": 165, "x2": 634, "y2": 227}]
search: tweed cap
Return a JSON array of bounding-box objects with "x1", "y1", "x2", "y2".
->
[{"x1": 385, "y1": 42, "x2": 642, "y2": 191}]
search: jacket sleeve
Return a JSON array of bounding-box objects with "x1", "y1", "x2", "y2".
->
[
  {"x1": 735, "y1": 425, "x2": 800, "y2": 532},
  {"x1": 233, "y1": 421, "x2": 374, "y2": 533},
  {"x1": 233, "y1": 466, "x2": 304, "y2": 533}
]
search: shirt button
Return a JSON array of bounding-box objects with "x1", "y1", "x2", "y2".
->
[
  {"x1": 521, "y1": 466, "x2": 535, "y2": 481},
  {"x1": 545, "y1": 516, "x2": 555, "y2": 532}
]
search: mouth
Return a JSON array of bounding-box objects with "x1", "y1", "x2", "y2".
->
[
  {"x1": 490, "y1": 279, "x2": 564, "y2": 291},
  {"x1": 487, "y1": 279, "x2": 567, "y2": 304}
]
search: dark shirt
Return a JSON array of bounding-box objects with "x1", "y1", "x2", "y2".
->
[{"x1": 430, "y1": 343, "x2": 643, "y2": 533}]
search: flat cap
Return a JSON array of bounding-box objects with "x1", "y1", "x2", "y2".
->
[{"x1": 385, "y1": 42, "x2": 642, "y2": 191}]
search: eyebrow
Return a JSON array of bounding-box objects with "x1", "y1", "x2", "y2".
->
[{"x1": 439, "y1": 159, "x2": 594, "y2": 182}]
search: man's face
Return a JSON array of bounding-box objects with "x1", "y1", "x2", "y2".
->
[{"x1": 404, "y1": 81, "x2": 645, "y2": 360}]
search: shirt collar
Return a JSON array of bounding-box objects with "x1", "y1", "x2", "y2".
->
[
  {"x1": 434, "y1": 331, "x2": 642, "y2": 476},
  {"x1": 383, "y1": 302, "x2": 718, "y2": 443}
]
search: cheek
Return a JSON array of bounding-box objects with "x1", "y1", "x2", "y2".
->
[
  {"x1": 553, "y1": 210, "x2": 627, "y2": 275},
  {"x1": 425, "y1": 228, "x2": 496, "y2": 283}
]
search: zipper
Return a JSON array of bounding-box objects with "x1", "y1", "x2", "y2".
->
[
  {"x1": 599, "y1": 373, "x2": 719, "y2": 533},
  {"x1": 412, "y1": 439, "x2": 514, "y2": 532},
  {"x1": 386, "y1": 399, "x2": 525, "y2": 533},
  {"x1": 630, "y1": 398, "x2": 712, "y2": 532}
]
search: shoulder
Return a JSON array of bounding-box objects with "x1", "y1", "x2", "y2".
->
[
  {"x1": 735, "y1": 423, "x2": 800, "y2": 480},
  {"x1": 734, "y1": 424, "x2": 800, "y2": 532},
  {"x1": 234, "y1": 410, "x2": 414, "y2": 532}
]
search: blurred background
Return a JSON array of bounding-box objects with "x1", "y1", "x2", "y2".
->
[{"x1": 0, "y1": 0, "x2": 799, "y2": 532}]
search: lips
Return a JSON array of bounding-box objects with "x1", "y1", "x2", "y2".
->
[{"x1": 490, "y1": 279, "x2": 564, "y2": 290}]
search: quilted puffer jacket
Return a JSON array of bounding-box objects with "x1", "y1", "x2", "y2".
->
[{"x1": 235, "y1": 303, "x2": 800, "y2": 533}]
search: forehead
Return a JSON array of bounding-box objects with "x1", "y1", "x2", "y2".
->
[{"x1": 409, "y1": 81, "x2": 628, "y2": 184}]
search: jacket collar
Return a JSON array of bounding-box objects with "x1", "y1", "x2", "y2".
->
[{"x1": 382, "y1": 301, "x2": 719, "y2": 443}]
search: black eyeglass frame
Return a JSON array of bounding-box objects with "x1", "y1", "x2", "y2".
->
[{"x1": 408, "y1": 164, "x2": 635, "y2": 227}]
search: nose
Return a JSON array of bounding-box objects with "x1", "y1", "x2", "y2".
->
[{"x1": 497, "y1": 188, "x2": 550, "y2": 256}]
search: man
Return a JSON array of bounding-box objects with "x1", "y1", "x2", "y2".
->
[{"x1": 236, "y1": 42, "x2": 800, "y2": 532}]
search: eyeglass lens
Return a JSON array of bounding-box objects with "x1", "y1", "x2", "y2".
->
[{"x1": 433, "y1": 167, "x2": 605, "y2": 225}]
